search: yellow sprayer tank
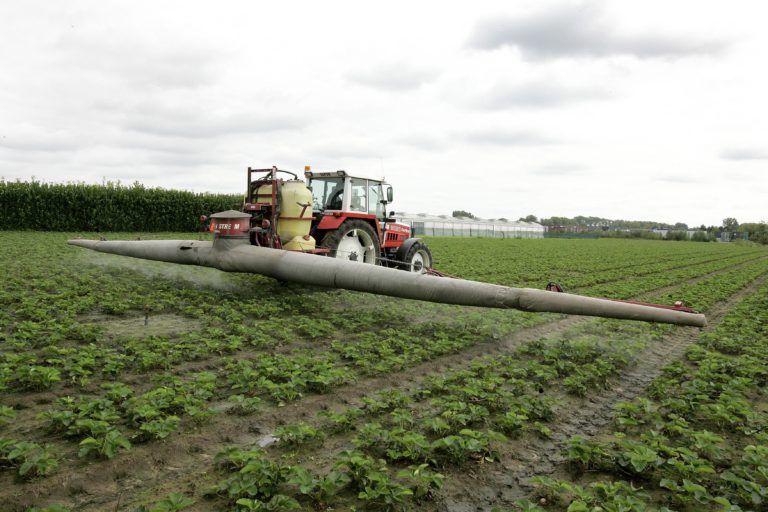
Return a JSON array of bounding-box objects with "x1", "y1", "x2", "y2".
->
[
  {"x1": 278, "y1": 181, "x2": 316, "y2": 251},
  {"x1": 256, "y1": 184, "x2": 275, "y2": 204}
]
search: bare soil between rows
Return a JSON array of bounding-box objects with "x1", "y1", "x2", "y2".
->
[{"x1": 79, "y1": 312, "x2": 202, "y2": 340}]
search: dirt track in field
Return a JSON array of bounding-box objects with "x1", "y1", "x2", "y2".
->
[
  {"x1": 435, "y1": 270, "x2": 768, "y2": 512},
  {"x1": 2, "y1": 258, "x2": 766, "y2": 512}
]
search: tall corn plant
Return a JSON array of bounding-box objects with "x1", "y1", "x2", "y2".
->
[{"x1": 0, "y1": 179, "x2": 243, "y2": 231}]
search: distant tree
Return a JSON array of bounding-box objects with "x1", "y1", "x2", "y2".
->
[
  {"x1": 498, "y1": 217, "x2": 508, "y2": 222},
  {"x1": 691, "y1": 231, "x2": 713, "y2": 242},
  {"x1": 722, "y1": 217, "x2": 739, "y2": 231},
  {"x1": 540, "y1": 216, "x2": 575, "y2": 226},
  {"x1": 539, "y1": 216, "x2": 714, "y2": 232},
  {"x1": 738, "y1": 222, "x2": 767, "y2": 233},
  {"x1": 666, "y1": 231, "x2": 688, "y2": 241},
  {"x1": 452, "y1": 210, "x2": 475, "y2": 219},
  {"x1": 739, "y1": 222, "x2": 768, "y2": 245},
  {"x1": 518, "y1": 214, "x2": 538, "y2": 223}
]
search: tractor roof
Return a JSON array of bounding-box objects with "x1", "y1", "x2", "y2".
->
[{"x1": 305, "y1": 170, "x2": 386, "y2": 183}]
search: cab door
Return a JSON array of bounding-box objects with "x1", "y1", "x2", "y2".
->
[{"x1": 367, "y1": 181, "x2": 385, "y2": 219}]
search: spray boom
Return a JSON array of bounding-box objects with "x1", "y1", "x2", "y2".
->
[{"x1": 68, "y1": 235, "x2": 706, "y2": 328}]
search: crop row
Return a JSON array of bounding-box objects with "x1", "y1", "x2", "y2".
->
[
  {"x1": 0, "y1": 371, "x2": 218, "y2": 481},
  {"x1": 558, "y1": 251, "x2": 762, "y2": 290},
  {"x1": 2, "y1": 243, "x2": 765, "y2": 433},
  {"x1": 202, "y1": 319, "x2": 653, "y2": 510},
  {"x1": 517, "y1": 274, "x2": 768, "y2": 511},
  {"x1": 1, "y1": 235, "x2": 761, "y2": 398},
  {"x1": 1, "y1": 232, "x2": 766, "y2": 511},
  {"x1": 429, "y1": 237, "x2": 765, "y2": 287},
  {"x1": 8, "y1": 246, "x2": 755, "y2": 414},
  {"x1": 579, "y1": 251, "x2": 766, "y2": 300},
  {"x1": 188, "y1": 260, "x2": 768, "y2": 510},
  {"x1": 0, "y1": 290, "x2": 642, "y2": 507},
  {"x1": 7, "y1": 250, "x2": 757, "y2": 398}
]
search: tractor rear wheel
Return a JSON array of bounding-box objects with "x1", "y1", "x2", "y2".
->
[
  {"x1": 321, "y1": 220, "x2": 380, "y2": 264},
  {"x1": 400, "y1": 242, "x2": 432, "y2": 273}
]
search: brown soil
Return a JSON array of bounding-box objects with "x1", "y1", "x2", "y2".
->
[{"x1": 78, "y1": 312, "x2": 202, "y2": 340}]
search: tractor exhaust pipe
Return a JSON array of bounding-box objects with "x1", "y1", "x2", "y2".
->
[{"x1": 67, "y1": 238, "x2": 706, "y2": 327}]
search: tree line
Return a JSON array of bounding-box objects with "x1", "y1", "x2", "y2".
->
[{"x1": 452, "y1": 210, "x2": 768, "y2": 244}]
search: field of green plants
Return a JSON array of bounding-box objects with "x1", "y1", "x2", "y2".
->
[{"x1": 1, "y1": 232, "x2": 766, "y2": 512}]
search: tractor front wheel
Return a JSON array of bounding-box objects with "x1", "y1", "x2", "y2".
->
[
  {"x1": 321, "y1": 220, "x2": 380, "y2": 264},
  {"x1": 400, "y1": 242, "x2": 432, "y2": 273}
]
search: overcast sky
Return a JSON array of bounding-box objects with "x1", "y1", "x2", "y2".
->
[{"x1": 1, "y1": 0, "x2": 766, "y2": 226}]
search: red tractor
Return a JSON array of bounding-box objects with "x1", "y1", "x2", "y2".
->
[{"x1": 240, "y1": 166, "x2": 434, "y2": 272}]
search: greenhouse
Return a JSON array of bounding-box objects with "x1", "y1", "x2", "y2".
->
[{"x1": 394, "y1": 213, "x2": 545, "y2": 239}]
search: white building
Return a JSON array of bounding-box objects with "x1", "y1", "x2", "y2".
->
[{"x1": 395, "y1": 212, "x2": 545, "y2": 239}]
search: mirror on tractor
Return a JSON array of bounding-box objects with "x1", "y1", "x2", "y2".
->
[{"x1": 386, "y1": 185, "x2": 393, "y2": 202}]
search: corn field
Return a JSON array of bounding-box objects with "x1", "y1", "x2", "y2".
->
[{"x1": 0, "y1": 180, "x2": 242, "y2": 231}]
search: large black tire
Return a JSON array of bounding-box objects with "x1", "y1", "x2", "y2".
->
[
  {"x1": 399, "y1": 241, "x2": 432, "y2": 273},
  {"x1": 320, "y1": 219, "x2": 381, "y2": 264}
]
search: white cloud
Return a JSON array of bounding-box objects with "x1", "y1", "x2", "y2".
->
[{"x1": 0, "y1": 0, "x2": 765, "y2": 226}]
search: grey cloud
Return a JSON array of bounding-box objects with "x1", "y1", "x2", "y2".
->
[
  {"x1": 460, "y1": 129, "x2": 557, "y2": 146},
  {"x1": 473, "y1": 81, "x2": 612, "y2": 110},
  {"x1": 346, "y1": 63, "x2": 439, "y2": 92},
  {"x1": 720, "y1": 148, "x2": 768, "y2": 160},
  {"x1": 468, "y1": 4, "x2": 725, "y2": 59}
]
